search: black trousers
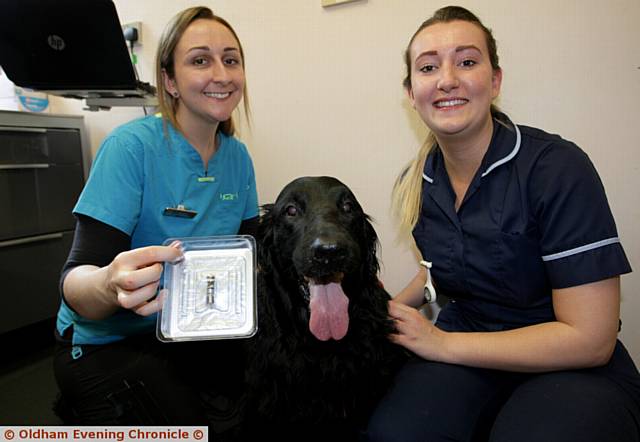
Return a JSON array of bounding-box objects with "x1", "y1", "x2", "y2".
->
[
  {"x1": 365, "y1": 340, "x2": 640, "y2": 442},
  {"x1": 53, "y1": 331, "x2": 245, "y2": 427}
]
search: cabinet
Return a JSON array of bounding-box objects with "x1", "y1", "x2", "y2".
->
[{"x1": 0, "y1": 110, "x2": 90, "y2": 334}]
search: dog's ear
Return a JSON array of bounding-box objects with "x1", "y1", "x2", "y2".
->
[
  {"x1": 362, "y1": 214, "x2": 380, "y2": 279},
  {"x1": 257, "y1": 203, "x2": 275, "y2": 271},
  {"x1": 259, "y1": 203, "x2": 274, "y2": 221}
]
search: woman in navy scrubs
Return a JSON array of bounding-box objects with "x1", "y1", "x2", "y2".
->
[{"x1": 366, "y1": 6, "x2": 640, "y2": 442}]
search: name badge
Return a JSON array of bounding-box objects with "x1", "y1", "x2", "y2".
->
[{"x1": 163, "y1": 205, "x2": 197, "y2": 218}]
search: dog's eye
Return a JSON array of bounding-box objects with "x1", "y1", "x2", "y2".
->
[
  {"x1": 342, "y1": 201, "x2": 353, "y2": 213},
  {"x1": 285, "y1": 205, "x2": 298, "y2": 217}
]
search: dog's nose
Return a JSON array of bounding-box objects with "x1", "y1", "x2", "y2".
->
[{"x1": 311, "y1": 238, "x2": 347, "y2": 265}]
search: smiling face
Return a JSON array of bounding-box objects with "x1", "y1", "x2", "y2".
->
[
  {"x1": 163, "y1": 18, "x2": 245, "y2": 129},
  {"x1": 407, "y1": 20, "x2": 502, "y2": 143}
]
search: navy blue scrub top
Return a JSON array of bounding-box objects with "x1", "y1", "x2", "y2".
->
[{"x1": 413, "y1": 114, "x2": 632, "y2": 332}]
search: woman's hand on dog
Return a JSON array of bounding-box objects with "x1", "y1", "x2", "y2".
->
[{"x1": 388, "y1": 300, "x2": 448, "y2": 362}]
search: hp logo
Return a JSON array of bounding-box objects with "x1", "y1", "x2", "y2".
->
[{"x1": 47, "y1": 35, "x2": 65, "y2": 51}]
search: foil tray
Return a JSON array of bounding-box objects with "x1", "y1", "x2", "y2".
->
[{"x1": 157, "y1": 235, "x2": 256, "y2": 342}]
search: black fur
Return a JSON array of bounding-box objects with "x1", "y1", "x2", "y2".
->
[{"x1": 244, "y1": 176, "x2": 406, "y2": 440}]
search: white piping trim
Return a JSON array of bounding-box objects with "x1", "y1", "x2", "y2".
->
[
  {"x1": 422, "y1": 173, "x2": 434, "y2": 183},
  {"x1": 541, "y1": 237, "x2": 620, "y2": 262},
  {"x1": 481, "y1": 123, "x2": 521, "y2": 177}
]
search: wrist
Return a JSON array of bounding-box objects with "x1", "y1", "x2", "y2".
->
[
  {"x1": 432, "y1": 327, "x2": 455, "y2": 364},
  {"x1": 98, "y1": 265, "x2": 120, "y2": 308}
]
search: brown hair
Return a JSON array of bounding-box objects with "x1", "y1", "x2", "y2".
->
[
  {"x1": 393, "y1": 6, "x2": 501, "y2": 235},
  {"x1": 155, "y1": 6, "x2": 250, "y2": 136}
]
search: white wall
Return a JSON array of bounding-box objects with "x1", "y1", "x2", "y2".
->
[{"x1": 50, "y1": 0, "x2": 640, "y2": 361}]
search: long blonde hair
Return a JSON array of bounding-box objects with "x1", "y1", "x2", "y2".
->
[
  {"x1": 392, "y1": 6, "x2": 501, "y2": 234},
  {"x1": 155, "y1": 6, "x2": 251, "y2": 136}
]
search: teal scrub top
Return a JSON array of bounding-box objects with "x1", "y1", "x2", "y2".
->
[{"x1": 56, "y1": 114, "x2": 259, "y2": 345}]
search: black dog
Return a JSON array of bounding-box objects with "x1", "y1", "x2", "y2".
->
[{"x1": 244, "y1": 176, "x2": 406, "y2": 440}]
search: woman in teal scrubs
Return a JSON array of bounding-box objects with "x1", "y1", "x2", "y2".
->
[{"x1": 54, "y1": 6, "x2": 257, "y2": 425}]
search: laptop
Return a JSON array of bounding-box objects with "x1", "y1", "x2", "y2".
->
[{"x1": 0, "y1": 0, "x2": 155, "y2": 99}]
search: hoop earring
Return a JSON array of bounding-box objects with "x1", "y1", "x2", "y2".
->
[{"x1": 172, "y1": 91, "x2": 179, "y2": 98}]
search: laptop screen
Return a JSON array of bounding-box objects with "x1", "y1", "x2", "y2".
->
[{"x1": 0, "y1": 0, "x2": 139, "y2": 93}]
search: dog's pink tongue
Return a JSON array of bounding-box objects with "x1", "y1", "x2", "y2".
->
[{"x1": 309, "y1": 282, "x2": 349, "y2": 341}]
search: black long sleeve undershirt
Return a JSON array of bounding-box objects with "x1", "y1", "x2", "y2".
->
[{"x1": 59, "y1": 214, "x2": 260, "y2": 295}]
